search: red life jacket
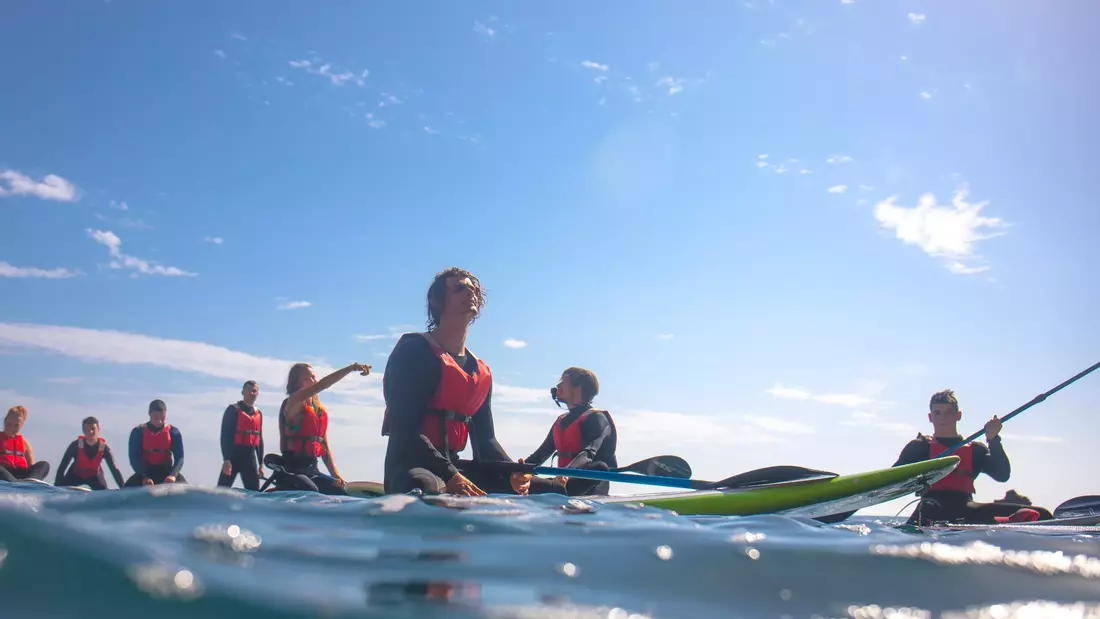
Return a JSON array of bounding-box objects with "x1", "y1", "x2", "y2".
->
[
  {"x1": 0, "y1": 433, "x2": 27, "y2": 469},
  {"x1": 73, "y1": 436, "x2": 106, "y2": 479},
  {"x1": 234, "y1": 406, "x2": 262, "y2": 447},
  {"x1": 928, "y1": 439, "x2": 975, "y2": 494},
  {"x1": 282, "y1": 400, "x2": 327, "y2": 458},
  {"x1": 551, "y1": 409, "x2": 605, "y2": 467},
  {"x1": 141, "y1": 423, "x2": 173, "y2": 467}
]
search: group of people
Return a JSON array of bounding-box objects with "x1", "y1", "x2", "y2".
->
[{"x1": 0, "y1": 267, "x2": 1048, "y2": 525}]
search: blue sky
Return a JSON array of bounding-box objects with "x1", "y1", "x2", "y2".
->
[{"x1": 1, "y1": 1, "x2": 1097, "y2": 516}]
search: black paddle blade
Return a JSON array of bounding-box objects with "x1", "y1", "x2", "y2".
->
[
  {"x1": 696, "y1": 465, "x2": 838, "y2": 491},
  {"x1": 1053, "y1": 495, "x2": 1100, "y2": 519},
  {"x1": 618, "y1": 455, "x2": 692, "y2": 479}
]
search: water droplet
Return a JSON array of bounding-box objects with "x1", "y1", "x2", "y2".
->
[
  {"x1": 746, "y1": 548, "x2": 761, "y2": 560},
  {"x1": 779, "y1": 588, "x2": 792, "y2": 601},
  {"x1": 173, "y1": 569, "x2": 195, "y2": 590},
  {"x1": 0, "y1": 547, "x2": 7, "y2": 570},
  {"x1": 557, "y1": 562, "x2": 579, "y2": 577},
  {"x1": 464, "y1": 524, "x2": 476, "y2": 533},
  {"x1": 655, "y1": 545, "x2": 672, "y2": 560}
]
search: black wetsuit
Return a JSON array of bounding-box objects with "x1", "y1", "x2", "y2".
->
[
  {"x1": 525, "y1": 404, "x2": 619, "y2": 496},
  {"x1": 894, "y1": 433, "x2": 1048, "y2": 524},
  {"x1": 382, "y1": 332, "x2": 537, "y2": 495},
  {"x1": 54, "y1": 439, "x2": 126, "y2": 490},
  {"x1": 124, "y1": 424, "x2": 188, "y2": 486},
  {"x1": 268, "y1": 399, "x2": 345, "y2": 495},
  {"x1": 216, "y1": 402, "x2": 264, "y2": 491}
]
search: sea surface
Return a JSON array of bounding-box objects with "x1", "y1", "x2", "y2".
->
[{"x1": 1, "y1": 482, "x2": 1099, "y2": 619}]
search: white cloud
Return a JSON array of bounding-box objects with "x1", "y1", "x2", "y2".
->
[
  {"x1": 473, "y1": 20, "x2": 496, "y2": 37},
  {"x1": 287, "y1": 59, "x2": 368, "y2": 87},
  {"x1": 919, "y1": 91, "x2": 934, "y2": 100},
  {"x1": 230, "y1": 32, "x2": 248, "y2": 41},
  {"x1": 826, "y1": 155, "x2": 853, "y2": 164},
  {"x1": 841, "y1": 0, "x2": 856, "y2": 4},
  {"x1": 365, "y1": 113, "x2": 385, "y2": 129},
  {"x1": 656, "y1": 76, "x2": 684, "y2": 95},
  {"x1": 354, "y1": 326, "x2": 413, "y2": 342},
  {"x1": 843, "y1": 411, "x2": 916, "y2": 436},
  {"x1": 503, "y1": 338, "x2": 527, "y2": 349},
  {"x1": 908, "y1": 12, "x2": 926, "y2": 25},
  {"x1": 656, "y1": 333, "x2": 674, "y2": 340},
  {"x1": 873, "y1": 187, "x2": 1007, "y2": 274},
  {"x1": 581, "y1": 60, "x2": 609, "y2": 72},
  {"x1": 86, "y1": 229, "x2": 196, "y2": 277},
  {"x1": 828, "y1": 185, "x2": 849, "y2": 194},
  {"x1": 276, "y1": 300, "x2": 311, "y2": 310},
  {"x1": 0, "y1": 169, "x2": 79, "y2": 202},
  {"x1": 110, "y1": 200, "x2": 129, "y2": 210},
  {"x1": 213, "y1": 49, "x2": 227, "y2": 59},
  {"x1": 0, "y1": 261, "x2": 80, "y2": 279},
  {"x1": 766, "y1": 383, "x2": 874, "y2": 407},
  {"x1": 203, "y1": 236, "x2": 223, "y2": 244}
]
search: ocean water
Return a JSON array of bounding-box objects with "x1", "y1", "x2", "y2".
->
[{"x1": 1, "y1": 482, "x2": 1099, "y2": 619}]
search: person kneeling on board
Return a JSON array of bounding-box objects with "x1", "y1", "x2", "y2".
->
[
  {"x1": 216, "y1": 380, "x2": 265, "y2": 491},
  {"x1": 893, "y1": 389, "x2": 1051, "y2": 525},
  {"x1": 124, "y1": 399, "x2": 188, "y2": 486},
  {"x1": 523, "y1": 367, "x2": 618, "y2": 496},
  {"x1": 267, "y1": 362, "x2": 369, "y2": 495},
  {"x1": 54, "y1": 416, "x2": 126, "y2": 490},
  {"x1": 0, "y1": 405, "x2": 51, "y2": 483}
]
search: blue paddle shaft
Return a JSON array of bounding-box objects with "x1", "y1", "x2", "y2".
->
[{"x1": 530, "y1": 465, "x2": 693, "y2": 489}]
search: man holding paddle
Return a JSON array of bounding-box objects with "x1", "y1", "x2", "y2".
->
[{"x1": 893, "y1": 389, "x2": 1051, "y2": 525}]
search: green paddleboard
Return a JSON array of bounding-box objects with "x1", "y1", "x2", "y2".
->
[
  {"x1": 595, "y1": 457, "x2": 959, "y2": 517},
  {"x1": 345, "y1": 457, "x2": 958, "y2": 518}
]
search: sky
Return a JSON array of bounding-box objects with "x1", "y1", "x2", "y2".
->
[{"x1": 1, "y1": 1, "x2": 1098, "y2": 517}]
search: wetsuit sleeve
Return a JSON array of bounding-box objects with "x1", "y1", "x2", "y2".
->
[
  {"x1": 892, "y1": 438, "x2": 928, "y2": 467},
  {"x1": 383, "y1": 334, "x2": 456, "y2": 481},
  {"x1": 54, "y1": 440, "x2": 78, "y2": 484},
  {"x1": 129, "y1": 427, "x2": 145, "y2": 478},
  {"x1": 256, "y1": 411, "x2": 264, "y2": 464},
  {"x1": 525, "y1": 428, "x2": 557, "y2": 466},
  {"x1": 103, "y1": 445, "x2": 125, "y2": 488},
  {"x1": 566, "y1": 413, "x2": 613, "y2": 469},
  {"x1": 169, "y1": 426, "x2": 185, "y2": 477},
  {"x1": 219, "y1": 405, "x2": 236, "y2": 461},
  {"x1": 469, "y1": 382, "x2": 511, "y2": 463},
  {"x1": 973, "y1": 438, "x2": 1011, "y2": 482}
]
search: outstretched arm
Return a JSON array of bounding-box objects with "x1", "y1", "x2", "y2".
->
[{"x1": 284, "y1": 364, "x2": 369, "y2": 425}]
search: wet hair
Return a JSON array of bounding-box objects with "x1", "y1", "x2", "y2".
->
[
  {"x1": 82, "y1": 416, "x2": 99, "y2": 428},
  {"x1": 242, "y1": 380, "x2": 258, "y2": 390},
  {"x1": 564, "y1": 367, "x2": 600, "y2": 403},
  {"x1": 6, "y1": 405, "x2": 27, "y2": 421},
  {"x1": 426, "y1": 267, "x2": 486, "y2": 330},
  {"x1": 929, "y1": 389, "x2": 959, "y2": 411},
  {"x1": 148, "y1": 399, "x2": 167, "y2": 413}
]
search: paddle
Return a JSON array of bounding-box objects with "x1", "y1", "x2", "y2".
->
[
  {"x1": 478, "y1": 455, "x2": 692, "y2": 480},
  {"x1": 475, "y1": 459, "x2": 837, "y2": 491},
  {"x1": 1053, "y1": 495, "x2": 1100, "y2": 519},
  {"x1": 936, "y1": 360, "x2": 1100, "y2": 458}
]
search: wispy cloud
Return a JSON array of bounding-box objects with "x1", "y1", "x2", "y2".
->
[
  {"x1": 873, "y1": 187, "x2": 1008, "y2": 275},
  {"x1": 907, "y1": 12, "x2": 927, "y2": 25},
  {"x1": 203, "y1": 236, "x2": 224, "y2": 245},
  {"x1": 919, "y1": 90, "x2": 935, "y2": 100},
  {"x1": 841, "y1": 0, "x2": 856, "y2": 4},
  {"x1": 503, "y1": 338, "x2": 527, "y2": 349},
  {"x1": 0, "y1": 169, "x2": 79, "y2": 202},
  {"x1": 276, "y1": 300, "x2": 311, "y2": 310},
  {"x1": 755, "y1": 155, "x2": 805, "y2": 175},
  {"x1": 826, "y1": 155, "x2": 854, "y2": 164},
  {"x1": 213, "y1": 49, "x2": 227, "y2": 59},
  {"x1": 581, "y1": 60, "x2": 609, "y2": 72},
  {"x1": 473, "y1": 20, "x2": 497, "y2": 38},
  {"x1": 110, "y1": 200, "x2": 129, "y2": 210},
  {"x1": 655, "y1": 76, "x2": 685, "y2": 96},
  {"x1": 656, "y1": 333, "x2": 674, "y2": 341},
  {"x1": 353, "y1": 325, "x2": 413, "y2": 342},
  {"x1": 0, "y1": 261, "x2": 81, "y2": 279},
  {"x1": 828, "y1": 185, "x2": 849, "y2": 194},
  {"x1": 230, "y1": 32, "x2": 248, "y2": 41},
  {"x1": 766, "y1": 383, "x2": 874, "y2": 407},
  {"x1": 287, "y1": 59, "x2": 368, "y2": 87},
  {"x1": 44, "y1": 376, "x2": 84, "y2": 385},
  {"x1": 86, "y1": 229, "x2": 196, "y2": 277},
  {"x1": 842, "y1": 411, "x2": 916, "y2": 436}
]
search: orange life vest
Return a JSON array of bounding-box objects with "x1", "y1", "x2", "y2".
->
[
  {"x1": 420, "y1": 335, "x2": 492, "y2": 455},
  {"x1": 234, "y1": 406, "x2": 262, "y2": 447},
  {"x1": 73, "y1": 436, "x2": 107, "y2": 479},
  {"x1": 551, "y1": 409, "x2": 604, "y2": 467},
  {"x1": 928, "y1": 439, "x2": 975, "y2": 494},
  {"x1": 282, "y1": 400, "x2": 327, "y2": 458},
  {"x1": 141, "y1": 423, "x2": 173, "y2": 467},
  {"x1": 0, "y1": 433, "x2": 27, "y2": 469}
]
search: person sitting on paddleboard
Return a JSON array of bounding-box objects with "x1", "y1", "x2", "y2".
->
[
  {"x1": 271, "y1": 361, "x2": 369, "y2": 495},
  {"x1": 54, "y1": 416, "x2": 126, "y2": 490},
  {"x1": 522, "y1": 367, "x2": 618, "y2": 496},
  {"x1": 216, "y1": 380, "x2": 265, "y2": 491},
  {"x1": 893, "y1": 389, "x2": 1051, "y2": 525},
  {"x1": 0, "y1": 405, "x2": 50, "y2": 483},
  {"x1": 381, "y1": 267, "x2": 532, "y2": 497},
  {"x1": 124, "y1": 399, "x2": 188, "y2": 486}
]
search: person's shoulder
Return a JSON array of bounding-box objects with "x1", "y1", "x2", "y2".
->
[{"x1": 903, "y1": 433, "x2": 931, "y2": 448}]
